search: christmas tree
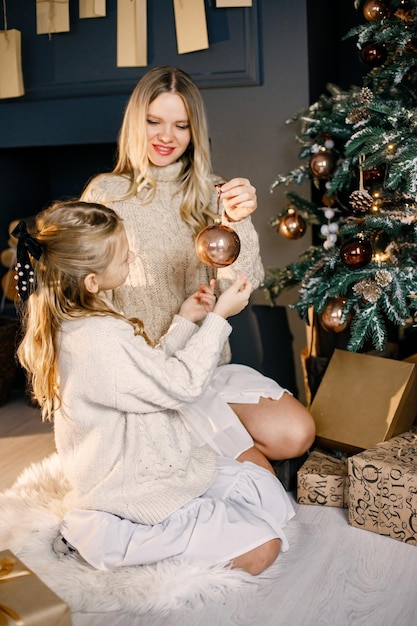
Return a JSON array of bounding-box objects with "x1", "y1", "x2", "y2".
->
[{"x1": 263, "y1": 0, "x2": 417, "y2": 355}]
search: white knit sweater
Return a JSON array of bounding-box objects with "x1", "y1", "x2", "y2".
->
[
  {"x1": 55, "y1": 311, "x2": 231, "y2": 525},
  {"x1": 81, "y1": 161, "x2": 265, "y2": 351}
]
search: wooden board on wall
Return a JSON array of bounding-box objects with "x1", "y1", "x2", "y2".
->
[{"x1": 5, "y1": 0, "x2": 260, "y2": 100}]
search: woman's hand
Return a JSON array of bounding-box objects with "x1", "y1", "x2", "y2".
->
[
  {"x1": 179, "y1": 279, "x2": 216, "y2": 323},
  {"x1": 213, "y1": 275, "x2": 252, "y2": 319},
  {"x1": 220, "y1": 178, "x2": 257, "y2": 222}
]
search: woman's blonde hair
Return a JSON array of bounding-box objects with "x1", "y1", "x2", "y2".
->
[
  {"x1": 112, "y1": 66, "x2": 219, "y2": 233},
  {"x1": 17, "y1": 200, "x2": 147, "y2": 422}
]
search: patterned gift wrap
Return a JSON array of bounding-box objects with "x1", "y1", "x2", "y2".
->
[
  {"x1": 297, "y1": 449, "x2": 348, "y2": 508},
  {"x1": 348, "y1": 430, "x2": 417, "y2": 545}
]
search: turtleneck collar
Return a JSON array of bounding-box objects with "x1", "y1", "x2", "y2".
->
[{"x1": 149, "y1": 160, "x2": 184, "y2": 183}]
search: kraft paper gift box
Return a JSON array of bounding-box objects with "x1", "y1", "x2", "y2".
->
[
  {"x1": 348, "y1": 430, "x2": 417, "y2": 545},
  {"x1": 297, "y1": 448, "x2": 348, "y2": 508},
  {"x1": 310, "y1": 349, "x2": 417, "y2": 453},
  {"x1": 0, "y1": 550, "x2": 71, "y2": 625}
]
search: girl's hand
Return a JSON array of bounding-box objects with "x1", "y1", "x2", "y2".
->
[
  {"x1": 220, "y1": 178, "x2": 257, "y2": 222},
  {"x1": 179, "y1": 279, "x2": 216, "y2": 323},
  {"x1": 213, "y1": 275, "x2": 252, "y2": 319}
]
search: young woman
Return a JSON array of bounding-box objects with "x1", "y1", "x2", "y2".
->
[
  {"x1": 15, "y1": 200, "x2": 295, "y2": 575},
  {"x1": 81, "y1": 66, "x2": 315, "y2": 470}
]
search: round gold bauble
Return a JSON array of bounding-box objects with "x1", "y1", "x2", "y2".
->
[
  {"x1": 309, "y1": 149, "x2": 337, "y2": 179},
  {"x1": 195, "y1": 223, "x2": 241, "y2": 268},
  {"x1": 278, "y1": 211, "x2": 307, "y2": 240},
  {"x1": 363, "y1": 0, "x2": 391, "y2": 21},
  {"x1": 319, "y1": 297, "x2": 352, "y2": 333}
]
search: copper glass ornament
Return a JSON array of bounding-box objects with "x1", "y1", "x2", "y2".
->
[
  {"x1": 363, "y1": 0, "x2": 391, "y2": 21},
  {"x1": 340, "y1": 237, "x2": 373, "y2": 269},
  {"x1": 309, "y1": 148, "x2": 337, "y2": 179},
  {"x1": 319, "y1": 297, "x2": 352, "y2": 333},
  {"x1": 278, "y1": 208, "x2": 306, "y2": 240},
  {"x1": 195, "y1": 185, "x2": 241, "y2": 268},
  {"x1": 359, "y1": 42, "x2": 387, "y2": 67}
]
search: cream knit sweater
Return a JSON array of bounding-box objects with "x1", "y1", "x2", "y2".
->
[
  {"x1": 82, "y1": 161, "x2": 265, "y2": 352},
  {"x1": 55, "y1": 311, "x2": 231, "y2": 525}
]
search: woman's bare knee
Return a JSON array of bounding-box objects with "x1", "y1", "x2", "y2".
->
[
  {"x1": 236, "y1": 446, "x2": 275, "y2": 475},
  {"x1": 231, "y1": 538, "x2": 281, "y2": 576}
]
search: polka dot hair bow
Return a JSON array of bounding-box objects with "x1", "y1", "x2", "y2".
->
[{"x1": 11, "y1": 220, "x2": 43, "y2": 302}]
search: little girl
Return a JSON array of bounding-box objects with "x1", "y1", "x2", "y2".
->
[{"x1": 15, "y1": 200, "x2": 294, "y2": 576}]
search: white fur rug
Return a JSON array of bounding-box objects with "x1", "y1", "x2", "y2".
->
[{"x1": 0, "y1": 454, "x2": 258, "y2": 615}]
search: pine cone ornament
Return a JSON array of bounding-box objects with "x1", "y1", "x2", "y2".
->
[
  {"x1": 346, "y1": 107, "x2": 370, "y2": 125},
  {"x1": 359, "y1": 86, "x2": 374, "y2": 104},
  {"x1": 349, "y1": 189, "x2": 374, "y2": 213}
]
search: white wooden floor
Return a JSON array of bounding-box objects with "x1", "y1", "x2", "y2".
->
[{"x1": 1, "y1": 391, "x2": 417, "y2": 626}]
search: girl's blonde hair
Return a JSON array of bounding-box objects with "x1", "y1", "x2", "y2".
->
[
  {"x1": 112, "y1": 66, "x2": 219, "y2": 233},
  {"x1": 17, "y1": 200, "x2": 147, "y2": 422}
]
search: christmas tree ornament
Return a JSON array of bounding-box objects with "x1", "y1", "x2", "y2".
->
[
  {"x1": 359, "y1": 42, "x2": 387, "y2": 67},
  {"x1": 319, "y1": 297, "x2": 352, "y2": 333},
  {"x1": 309, "y1": 148, "x2": 337, "y2": 179},
  {"x1": 363, "y1": 0, "x2": 391, "y2": 21},
  {"x1": 340, "y1": 237, "x2": 373, "y2": 269},
  {"x1": 363, "y1": 164, "x2": 386, "y2": 186},
  {"x1": 358, "y1": 86, "x2": 374, "y2": 104},
  {"x1": 395, "y1": 2, "x2": 414, "y2": 21},
  {"x1": 278, "y1": 208, "x2": 306, "y2": 240},
  {"x1": 345, "y1": 106, "x2": 370, "y2": 125},
  {"x1": 349, "y1": 155, "x2": 373, "y2": 213},
  {"x1": 195, "y1": 185, "x2": 241, "y2": 268},
  {"x1": 353, "y1": 278, "x2": 382, "y2": 303}
]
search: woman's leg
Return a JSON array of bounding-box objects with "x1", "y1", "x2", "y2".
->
[
  {"x1": 231, "y1": 538, "x2": 281, "y2": 575},
  {"x1": 231, "y1": 392, "x2": 316, "y2": 462},
  {"x1": 236, "y1": 445, "x2": 275, "y2": 474}
]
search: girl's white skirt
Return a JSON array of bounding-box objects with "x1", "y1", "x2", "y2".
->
[
  {"x1": 60, "y1": 458, "x2": 295, "y2": 571},
  {"x1": 181, "y1": 363, "x2": 290, "y2": 459}
]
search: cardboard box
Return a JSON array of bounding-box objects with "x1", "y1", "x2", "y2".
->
[
  {"x1": 310, "y1": 349, "x2": 417, "y2": 453},
  {"x1": 0, "y1": 550, "x2": 71, "y2": 625},
  {"x1": 348, "y1": 430, "x2": 417, "y2": 545},
  {"x1": 297, "y1": 449, "x2": 348, "y2": 508}
]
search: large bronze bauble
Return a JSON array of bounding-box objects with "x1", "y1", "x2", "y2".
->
[
  {"x1": 195, "y1": 222, "x2": 241, "y2": 268},
  {"x1": 319, "y1": 297, "x2": 352, "y2": 333},
  {"x1": 363, "y1": 0, "x2": 391, "y2": 21},
  {"x1": 278, "y1": 211, "x2": 307, "y2": 240},
  {"x1": 309, "y1": 149, "x2": 337, "y2": 179},
  {"x1": 359, "y1": 42, "x2": 387, "y2": 67},
  {"x1": 340, "y1": 238, "x2": 373, "y2": 269}
]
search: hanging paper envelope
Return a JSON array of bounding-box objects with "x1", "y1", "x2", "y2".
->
[
  {"x1": 0, "y1": 29, "x2": 24, "y2": 99},
  {"x1": 79, "y1": 0, "x2": 106, "y2": 18},
  {"x1": 117, "y1": 0, "x2": 147, "y2": 67},
  {"x1": 36, "y1": 0, "x2": 70, "y2": 35},
  {"x1": 173, "y1": 0, "x2": 208, "y2": 54},
  {"x1": 216, "y1": 1, "x2": 252, "y2": 6}
]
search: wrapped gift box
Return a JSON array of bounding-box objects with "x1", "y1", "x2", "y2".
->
[
  {"x1": 310, "y1": 349, "x2": 417, "y2": 453},
  {"x1": 348, "y1": 430, "x2": 417, "y2": 545},
  {"x1": 297, "y1": 448, "x2": 348, "y2": 508},
  {"x1": 0, "y1": 550, "x2": 71, "y2": 625}
]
